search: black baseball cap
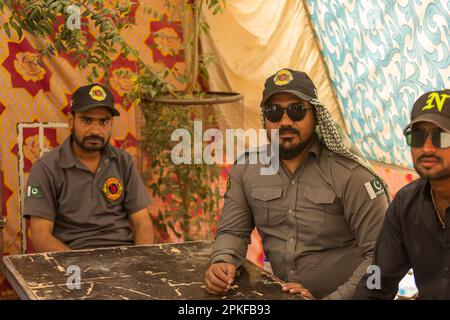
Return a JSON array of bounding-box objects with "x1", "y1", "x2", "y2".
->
[
  {"x1": 261, "y1": 69, "x2": 318, "y2": 106},
  {"x1": 70, "y1": 83, "x2": 120, "y2": 116},
  {"x1": 403, "y1": 89, "x2": 450, "y2": 134}
]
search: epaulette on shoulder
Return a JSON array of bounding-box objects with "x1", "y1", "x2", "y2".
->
[{"x1": 329, "y1": 153, "x2": 359, "y2": 170}]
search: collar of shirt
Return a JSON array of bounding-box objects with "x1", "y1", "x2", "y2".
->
[
  {"x1": 421, "y1": 179, "x2": 433, "y2": 201},
  {"x1": 278, "y1": 136, "x2": 323, "y2": 178},
  {"x1": 307, "y1": 136, "x2": 322, "y2": 159},
  {"x1": 418, "y1": 178, "x2": 448, "y2": 229},
  {"x1": 59, "y1": 136, "x2": 116, "y2": 169}
]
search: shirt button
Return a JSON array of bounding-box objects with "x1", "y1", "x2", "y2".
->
[
  {"x1": 289, "y1": 270, "x2": 295, "y2": 275},
  {"x1": 291, "y1": 180, "x2": 296, "y2": 185},
  {"x1": 288, "y1": 209, "x2": 294, "y2": 214},
  {"x1": 289, "y1": 238, "x2": 295, "y2": 244}
]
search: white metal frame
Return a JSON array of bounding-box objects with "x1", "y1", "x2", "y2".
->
[{"x1": 17, "y1": 122, "x2": 68, "y2": 253}]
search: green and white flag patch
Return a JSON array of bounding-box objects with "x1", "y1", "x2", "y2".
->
[
  {"x1": 364, "y1": 179, "x2": 384, "y2": 200},
  {"x1": 27, "y1": 185, "x2": 43, "y2": 198}
]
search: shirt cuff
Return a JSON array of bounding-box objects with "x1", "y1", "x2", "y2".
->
[
  {"x1": 210, "y1": 253, "x2": 241, "y2": 266},
  {"x1": 23, "y1": 211, "x2": 55, "y2": 222},
  {"x1": 211, "y1": 233, "x2": 249, "y2": 267},
  {"x1": 322, "y1": 290, "x2": 345, "y2": 300}
]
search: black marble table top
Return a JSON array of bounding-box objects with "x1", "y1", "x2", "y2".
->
[{"x1": 1, "y1": 240, "x2": 302, "y2": 300}]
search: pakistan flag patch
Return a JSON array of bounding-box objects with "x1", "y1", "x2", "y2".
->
[
  {"x1": 27, "y1": 185, "x2": 43, "y2": 198},
  {"x1": 364, "y1": 179, "x2": 384, "y2": 200}
]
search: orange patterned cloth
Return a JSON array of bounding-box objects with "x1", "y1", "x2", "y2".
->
[{"x1": 0, "y1": 0, "x2": 186, "y2": 298}]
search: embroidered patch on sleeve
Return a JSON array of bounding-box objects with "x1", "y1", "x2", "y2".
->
[
  {"x1": 27, "y1": 185, "x2": 43, "y2": 198},
  {"x1": 364, "y1": 179, "x2": 384, "y2": 200}
]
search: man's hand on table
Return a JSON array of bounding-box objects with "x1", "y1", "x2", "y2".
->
[
  {"x1": 204, "y1": 262, "x2": 236, "y2": 295},
  {"x1": 282, "y1": 282, "x2": 316, "y2": 299}
]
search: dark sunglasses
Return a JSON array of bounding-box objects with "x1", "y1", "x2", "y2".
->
[
  {"x1": 263, "y1": 103, "x2": 311, "y2": 122},
  {"x1": 405, "y1": 129, "x2": 450, "y2": 149}
]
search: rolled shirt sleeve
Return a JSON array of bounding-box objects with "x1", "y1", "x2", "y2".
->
[
  {"x1": 211, "y1": 164, "x2": 254, "y2": 267},
  {"x1": 324, "y1": 165, "x2": 389, "y2": 300},
  {"x1": 24, "y1": 161, "x2": 57, "y2": 222}
]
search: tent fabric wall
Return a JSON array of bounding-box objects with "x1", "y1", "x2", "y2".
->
[
  {"x1": 200, "y1": 0, "x2": 346, "y2": 132},
  {"x1": 304, "y1": 0, "x2": 450, "y2": 167},
  {"x1": 198, "y1": 0, "x2": 421, "y2": 189},
  {"x1": 201, "y1": 0, "x2": 449, "y2": 167}
]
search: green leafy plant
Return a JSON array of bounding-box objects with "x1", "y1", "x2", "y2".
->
[
  {"x1": 135, "y1": 95, "x2": 222, "y2": 240},
  {"x1": 131, "y1": 0, "x2": 227, "y2": 240},
  {"x1": 1, "y1": 0, "x2": 230, "y2": 241},
  {"x1": 0, "y1": 0, "x2": 143, "y2": 82}
]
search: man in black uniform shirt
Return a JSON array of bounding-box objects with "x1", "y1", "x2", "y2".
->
[{"x1": 354, "y1": 89, "x2": 450, "y2": 299}]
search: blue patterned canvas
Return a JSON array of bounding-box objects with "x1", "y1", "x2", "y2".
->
[{"x1": 306, "y1": 0, "x2": 450, "y2": 167}]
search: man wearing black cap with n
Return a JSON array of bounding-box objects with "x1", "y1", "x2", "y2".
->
[
  {"x1": 204, "y1": 69, "x2": 389, "y2": 299},
  {"x1": 354, "y1": 89, "x2": 450, "y2": 300},
  {"x1": 24, "y1": 83, "x2": 154, "y2": 252}
]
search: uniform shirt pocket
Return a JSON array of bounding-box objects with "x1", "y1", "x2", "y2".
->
[
  {"x1": 302, "y1": 186, "x2": 350, "y2": 247},
  {"x1": 296, "y1": 187, "x2": 333, "y2": 245},
  {"x1": 303, "y1": 186, "x2": 341, "y2": 214},
  {"x1": 250, "y1": 187, "x2": 285, "y2": 226}
]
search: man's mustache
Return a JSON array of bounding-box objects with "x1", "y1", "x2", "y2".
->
[
  {"x1": 279, "y1": 127, "x2": 300, "y2": 135},
  {"x1": 83, "y1": 135, "x2": 104, "y2": 142},
  {"x1": 418, "y1": 154, "x2": 442, "y2": 162}
]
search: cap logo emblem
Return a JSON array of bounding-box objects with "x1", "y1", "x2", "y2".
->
[
  {"x1": 89, "y1": 85, "x2": 107, "y2": 101},
  {"x1": 422, "y1": 92, "x2": 450, "y2": 112},
  {"x1": 273, "y1": 69, "x2": 293, "y2": 86},
  {"x1": 103, "y1": 177, "x2": 123, "y2": 201}
]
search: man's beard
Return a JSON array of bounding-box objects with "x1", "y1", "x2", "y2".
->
[
  {"x1": 72, "y1": 128, "x2": 109, "y2": 152},
  {"x1": 279, "y1": 142, "x2": 308, "y2": 160},
  {"x1": 414, "y1": 154, "x2": 450, "y2": 181},
  {"x1": 269, "y1": 126, "x2": 313, "y2": 160}
]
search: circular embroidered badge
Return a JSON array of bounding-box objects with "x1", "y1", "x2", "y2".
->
[
  {"x1": 273, "y1": 69, "x2": 293, "y2": 86},
  {"x1": 89, "y1": 85, "x2": 107, "y2": 101},
  {"x1": 103, "y1": 177, "x2": 123, "y2": 201}
]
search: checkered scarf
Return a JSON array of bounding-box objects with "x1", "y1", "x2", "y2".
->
[{"x1": 261, "y1": 98, "x2": 391, "y2": 201}]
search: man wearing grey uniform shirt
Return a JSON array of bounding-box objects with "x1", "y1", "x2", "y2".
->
[
  {"x1": 204, "y1": 69, "x2": 389, "y2": 299},
  {"x1": 24, "y1": 83, "x2": 154, "y2": 252}
]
